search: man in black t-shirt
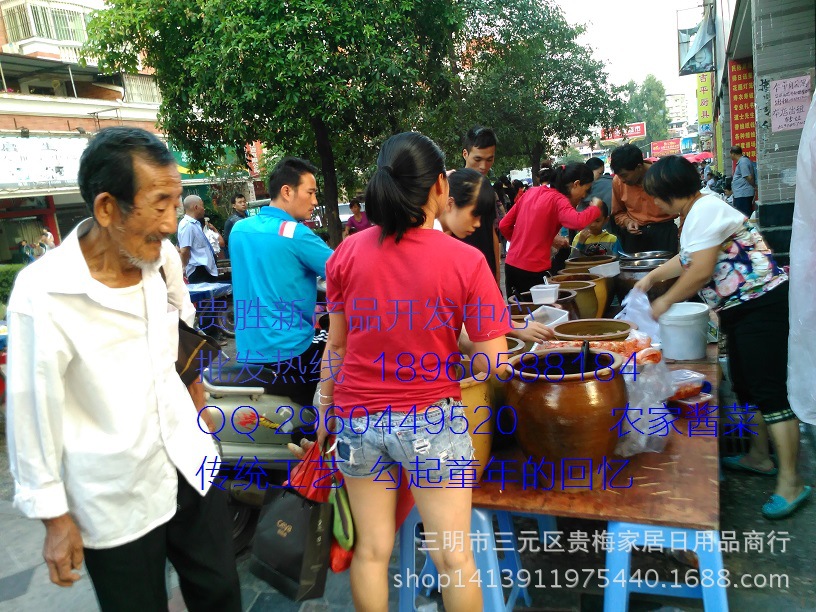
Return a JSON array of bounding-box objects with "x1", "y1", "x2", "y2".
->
[{"x1": 461, "y1": 126, "x2": 502, "y2": 287}]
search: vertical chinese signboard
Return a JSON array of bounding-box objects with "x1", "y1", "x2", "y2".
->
[
  {"x1": 697, "y1": 72, "x2": 714, "y2": 152},
  {"x1": 728, "y1": 59, "x2": 756, "y2": 161}
]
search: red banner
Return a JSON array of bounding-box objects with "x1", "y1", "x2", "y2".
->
[
  {"x1": 245, "y1": 141, "x2": 263, "y2": 178},
  {"x1": 728, "y1": 59, "x2": 756, "y2": 161},
  {"x1": 651, "y1": 138, "x2": 683, "y2": 157},
  {"x1": 601, "y1": 122, "x2": 646, "y2": 141}
]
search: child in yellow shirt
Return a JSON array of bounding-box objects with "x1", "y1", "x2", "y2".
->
[{"x1": 570, "y1": 201, "x2": 621, "y2": 257}]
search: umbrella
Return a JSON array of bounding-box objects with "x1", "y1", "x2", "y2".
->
[
  {"x1": 645, "y1": 156, "x2": 659, "y2": 162},
  {"x1": 696, "y1": 152, "x2": 713, "y2": 161}
]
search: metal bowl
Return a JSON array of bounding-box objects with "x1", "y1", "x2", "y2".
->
[
  {"x1": 619, "y1": 258, "x2": 668, "y2": 270},
  {"x1": 620, "y1": 251, "x2": 674, "y2": 261}
]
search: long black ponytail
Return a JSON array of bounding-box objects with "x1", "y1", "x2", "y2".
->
[
  {"x1": 365, "y1": 132, "x2": 446, "y2": 244},
  {"x1": 549, "y1": 163, "x2": 594, "y2": 197}
]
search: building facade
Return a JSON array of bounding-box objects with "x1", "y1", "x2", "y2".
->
[
  {"x1": 712, "y1": 0, "x2": 815, "y2": 265},
  {"x1": 0, "y1": 0, "x2": 172, "y2": 262}
]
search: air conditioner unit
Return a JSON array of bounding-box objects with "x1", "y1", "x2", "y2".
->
[{"x1": 2, "y1": 42, "x2": 21, "y2": 54}]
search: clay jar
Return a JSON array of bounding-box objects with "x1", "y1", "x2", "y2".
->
[
  {"x1": 448, "y1": 357, "x2": 500, "y2": 481},
  {"x1": 565, "y1": 255, "x2": 617, "y2": 269},
  {"x1": 506, "y1": 348, "x2": 628, "y2": 489},
  {"x1": 551, "y1": 273, "x2": 608, "y2": 318},
  {"x1": 555, "y1": 290, "x2": 580, "y2": 320},
  {"x1": 556, "y1": 281, "x2": 598, "y2": 320}
]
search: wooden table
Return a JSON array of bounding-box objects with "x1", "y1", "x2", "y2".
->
[
  {"x1": 473, "y1": 347, "x2": 721, "y2": 531},
  {"x1": 398, "y1": 344, "x2": 728, "y2": 612}
]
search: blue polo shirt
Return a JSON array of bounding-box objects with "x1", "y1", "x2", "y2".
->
[{"x1": 230, "y1": 206, "x2": 333, "y2": 363}]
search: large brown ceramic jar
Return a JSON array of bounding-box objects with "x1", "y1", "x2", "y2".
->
[{"x1": 505, "y1": 348, "x2": 628, "y2": 489}]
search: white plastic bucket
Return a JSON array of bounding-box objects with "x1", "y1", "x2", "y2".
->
[
  {"x1": 658, "y1": 302, "x2": 710, "y2": 360},
  {"x1": 530, "y1": 283, "x2": 560, "y2": 304}
]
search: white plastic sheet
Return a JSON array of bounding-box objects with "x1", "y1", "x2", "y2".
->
[
  {"x1": 788, "y1": 92, "x2": 816, "y2": 425},
  {"x1": 614, "y1": 289, "x2": 661, "y2": 344}
]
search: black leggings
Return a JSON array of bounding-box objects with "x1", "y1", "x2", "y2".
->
[
  {"x1": 719, "y1": 283, "x2": 796, "y2": 424},
  {"x1": 504, "y1": 262, "x2": 550, "y2": 298}
]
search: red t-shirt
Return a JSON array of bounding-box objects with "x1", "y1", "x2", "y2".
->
[
  {"x1": 499, "y1": 186, "x2": 600, "y2": 272},
  {"x1": 326, "y1": 226, "x2": 511, "y2": 417}
]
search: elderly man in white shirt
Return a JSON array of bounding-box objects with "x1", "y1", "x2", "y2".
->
[{"x1": 6, "y1": 127, "x2": 241, "y2": 611}]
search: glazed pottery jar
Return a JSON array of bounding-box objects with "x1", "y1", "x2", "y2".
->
[
  {"x1": 556, "y1": 281, "x2": 598, "y2": 320},
  {"x1": 505, "y1": 348, "x2": 628, "y2": 489},
  {"x1": 565, "y1": 255, "x2": 617, "y2": 269},
  {"x1": 551, "y1": 273, "x2": 608, "y2": 317},
  {"x1": 551, "y1": 318, "x2": 637, "y2": 341}
]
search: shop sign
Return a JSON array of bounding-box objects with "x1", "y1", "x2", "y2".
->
[
  {"x1": 0, "y1": 137, "x2": 87, "y2": 190},
  {"x1": 728, "y1": 59, "x2": 756, "y2": 161},
  {"x1": 651, "y1": 139, "x2": 682, "y2": 157},
  {"x1": 600, "y1": 122, "x2": 646, "y2": 142}
]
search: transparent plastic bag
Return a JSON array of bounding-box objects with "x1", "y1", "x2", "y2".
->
[
  {"x1": 668, "y1": 369, "x2": 708, "y2": 401},
  {"x1": 615, "y1": 288, "x2": 661, "y2": 343},
  {"x1": 614, "y1": 349, "x2": 676, "y2": 458}
]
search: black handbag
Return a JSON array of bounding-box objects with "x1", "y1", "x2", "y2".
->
[
  {"x1": 250, "y1": 488, "x2": 332, "y2": 601},
  {"x1": 159, "y1": 268, "x2": 221, "y2": 386}
]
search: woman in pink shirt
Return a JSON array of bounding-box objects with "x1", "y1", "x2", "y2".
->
[
  {"x1": 500, "y1": 163, "x2": 604, "y2": 296},
  {"x1": 317, "y1": 132, "x2": 511, "y2": 611}
]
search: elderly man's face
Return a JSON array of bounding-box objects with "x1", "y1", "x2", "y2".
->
[{"x1": 114, "y1": 158, "x2": 182, "y2": 266}]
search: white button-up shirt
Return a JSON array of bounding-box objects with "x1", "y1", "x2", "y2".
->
[
  {"x1": 6, "y1": 219, "x2": 217, "y2": 549},
  {"x1": 177, "y1": 214, "x2": 218, "y2": 278}
]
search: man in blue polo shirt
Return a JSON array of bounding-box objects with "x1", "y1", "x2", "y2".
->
[{"x1": 229, "y1": 157, "x2": 333, "y2": 405}]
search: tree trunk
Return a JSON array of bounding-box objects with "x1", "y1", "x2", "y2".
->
[
  {"x1": 310, "y1": 116, "x2": 342, "y2": 248},
  {"x1": 529, "y1": 142, "x2": 543, "y2": 186}
]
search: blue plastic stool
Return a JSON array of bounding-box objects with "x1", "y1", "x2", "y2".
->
[
  {"x1": 399, "y1": 508, "x2": 561, "y2": 611},
  {"x1": 604, "y1": 521, "x2": 729, "y2": 611},
  {"x1": 397, "y1": 507, "x2": 511, "y2": 612}
]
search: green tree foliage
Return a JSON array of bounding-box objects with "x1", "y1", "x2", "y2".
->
[
  {"x1": 625, "y1": 75, "x2": 670, "y2": 147},
  {"x1": 454, "y1": 0, "x2": 628, "y2": 183},
  {"x1": 83, "y1": 0, "x2": 463, "y2": 246}
]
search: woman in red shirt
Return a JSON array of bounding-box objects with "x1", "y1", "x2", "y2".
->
[
  {"x1": 317, "y1": 132, "x2": 511, "y2": 611},
  {"x1": 500, "y1": 163, "x2": 603, "y2": 296}
]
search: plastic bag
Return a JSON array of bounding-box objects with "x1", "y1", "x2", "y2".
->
[
  {"x1": 615, "y1": 288, "x2": 661, "y2": 344},
  {"x1": 286, "y1": 438, "x2": 335, "y2": 503},
  {"x1": 614, "y1": 349, "x2": 676, "y2": 458},
  {"x1": 668, "y1": 369, "x2": 708, "y2": 401}
]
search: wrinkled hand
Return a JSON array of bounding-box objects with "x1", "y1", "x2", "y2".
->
[
  {"x1": 552, "y1": 235, "x2": 570, "y2": 250},
  {"x1": 43, "y1": 514, "x2": 84, "y2": 587},
  {"x1": 512, "y1": 321, "x2": 556, "y2": 343},
  {"x1": 624, "y1": 218, "x2": 642, "y2": 235}
]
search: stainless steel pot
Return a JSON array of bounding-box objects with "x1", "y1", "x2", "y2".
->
[
  {"x1": 619, "y1": 251, "x2": 674, "y2": 261},
  {"x1": 616, "y1": 258, "x2": 677, "y2": 302}
]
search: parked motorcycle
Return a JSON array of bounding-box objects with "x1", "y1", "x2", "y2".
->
[
  {"x1": 199, "y1": 278, "x2": 328, "y2": 552},
  {"x1": 201, "y1": 367, "x2": 317, "y2": 552}
]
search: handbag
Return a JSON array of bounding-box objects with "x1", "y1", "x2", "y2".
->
[
  {"x1": 159, "y1": 267, "x2": 221, "y2": 386},
  {"x1": 250, "y1": 487, "x2": 332, "y2": 601}
]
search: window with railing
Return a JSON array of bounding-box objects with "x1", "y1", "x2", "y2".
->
[
  {"x1": 2, "y1": 4, "x2": 34, "y2": 42},
  {"x1": 123, "y1": 74, "x2": 162, "y2": 104},
  {"x1": 2, "y1": 2, "x2": 89, "y2": 43}
]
